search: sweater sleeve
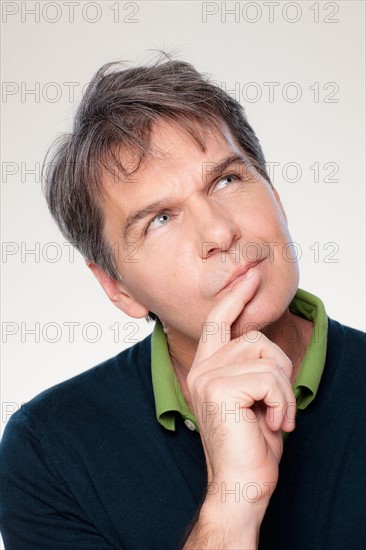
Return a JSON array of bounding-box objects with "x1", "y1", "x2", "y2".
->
[{"x1": 0, "y1": 407, "x2": 114, "y2": 550}]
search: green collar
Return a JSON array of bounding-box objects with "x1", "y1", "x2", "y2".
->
[
  {"x1": 151, "y1": 320, "x2": 196, "y2": 431},
  {"x1": 151, "y1": 288, "x2": 328, "y2": 432},
  {"x1": 289, "y1": 288, "x2": 328, "y2": 408}
]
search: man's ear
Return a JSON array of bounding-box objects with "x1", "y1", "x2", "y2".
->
[
  {"x1": 87, "y1": 261, "x2": 149, "y2": 319},
  {"x1": 272, "y1": 187, "x2": 288, "y2": 224}
]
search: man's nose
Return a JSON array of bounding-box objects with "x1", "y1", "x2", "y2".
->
[{"x1": 188, "y1": 198, "x2": 242, "y2": 260}]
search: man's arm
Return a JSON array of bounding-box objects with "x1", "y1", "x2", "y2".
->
[
  {"x1": 0, "y1": 407, "x2": 113, "y2": 549},
  {"x1": 181, "y1": 498, "x2": 262, "y2": 549},
  {"x1": 181, "y1": 268, "x2": 296, "y2": 549}
]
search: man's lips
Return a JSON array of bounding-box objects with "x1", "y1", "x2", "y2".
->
[{"x1": 221, "y1": 260, "x2": 262, "y2": 292}]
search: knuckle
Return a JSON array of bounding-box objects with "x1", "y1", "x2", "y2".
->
[
  {"x1": 262, "y1": 371, "x2": 278, "y2": 386},
  {"x1": 261, "y1": 358, "x2": 277, "y2": 371},
  {"x1": 243, "y1": 329, "x2": 262, "y2": 343},
  {"x1": 204, "y1": 377, "x2": 225, "y2": 400},
  {"x1": 186, "y1": 369, "x2": 199, "y2": 391},
  {"x1": 188, "y1": 370, "x2": 213, "y2": 397},
  {"x1": 284, "y1": 357, "x2": 293, "y2": 374}
]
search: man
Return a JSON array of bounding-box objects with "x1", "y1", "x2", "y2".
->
[{"x1": 1, "y1": 55, "x2": 365, "y2": 549}]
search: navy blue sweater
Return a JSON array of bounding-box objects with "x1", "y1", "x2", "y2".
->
[{"x1": 1, "y1": 318, "x2": 366, "y2": 549}]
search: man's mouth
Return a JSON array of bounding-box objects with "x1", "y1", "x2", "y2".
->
[{"x1": 221, "y1": 259, "x2": 263, "y2": 292}]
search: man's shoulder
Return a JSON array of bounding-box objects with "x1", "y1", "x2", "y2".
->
[
  {"x1": 325, "y1": 318, "x2": 366, "y2": 386},
  {"x1": 13, "y1": 332, "x2": 153, "y2": 429},
  {"x1": 328, "y1": 317, "x2": 366, "y2": 351}
]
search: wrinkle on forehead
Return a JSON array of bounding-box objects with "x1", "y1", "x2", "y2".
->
[{"x1": 100, "y1": 116, "x2": 235, "y2": 192}]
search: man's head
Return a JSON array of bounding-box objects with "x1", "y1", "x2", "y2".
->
[{"x1": 43, "y1": 53, "x2": 298, "y2": 339}]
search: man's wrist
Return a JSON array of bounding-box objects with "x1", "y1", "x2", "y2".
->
[{"x1": 186, "y1": 497, "x2": 264, "y2": 549}]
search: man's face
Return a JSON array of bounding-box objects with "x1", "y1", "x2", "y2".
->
[{"x1": 101, "y1": 118, "x2": 299, "y2": 343}]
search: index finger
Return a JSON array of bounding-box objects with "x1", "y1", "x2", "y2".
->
[{"x1": 193, "y1": 266, "x2": 261, "y2": 365}]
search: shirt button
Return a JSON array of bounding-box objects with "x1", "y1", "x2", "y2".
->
[{"x1": 184, "y1": 419, "x2": 196, "y2": 431}]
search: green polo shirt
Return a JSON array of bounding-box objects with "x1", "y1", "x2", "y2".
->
[{"x1": 151, "y1": 288, "x2": 328, "y2": 441}]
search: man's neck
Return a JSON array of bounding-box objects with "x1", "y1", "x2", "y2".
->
[{"x1": 164, "y1": 308, "x2": 314, "y2": 414}]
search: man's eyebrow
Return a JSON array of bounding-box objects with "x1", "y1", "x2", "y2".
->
[
  {"x1": 202, "y1": 153, "x2": 249, "y2": 181},
  {"x1": 123, "y1": 196, "x2": 176, "y2": 240},
  {"x1": 122, "y1": 153, "x2": 249, "y2": 240}
]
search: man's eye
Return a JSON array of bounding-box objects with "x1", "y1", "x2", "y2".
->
[
  {"x1": 148, "y1": 212, "x2": 172, "y2": 230},
  {"x1": 215, "y1": 173, "x2": 240, "y2": 191}
]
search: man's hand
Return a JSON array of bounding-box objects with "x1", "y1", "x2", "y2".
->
[{"x1": 182, "y1": 267, "x2": 296, "y2": 549}]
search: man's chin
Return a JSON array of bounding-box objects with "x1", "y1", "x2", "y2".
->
[{"x1": 229, "y1": 292, "x2": 282, "y2": 341}]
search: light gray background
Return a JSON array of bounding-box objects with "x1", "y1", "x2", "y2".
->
[{"x1": 1, "y1": 0, "x2": 365, "y2": 441}]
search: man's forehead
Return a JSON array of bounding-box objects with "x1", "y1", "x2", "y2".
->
[{"x1": 101, "y1": 117, "x2": 244, "y2": 187}]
